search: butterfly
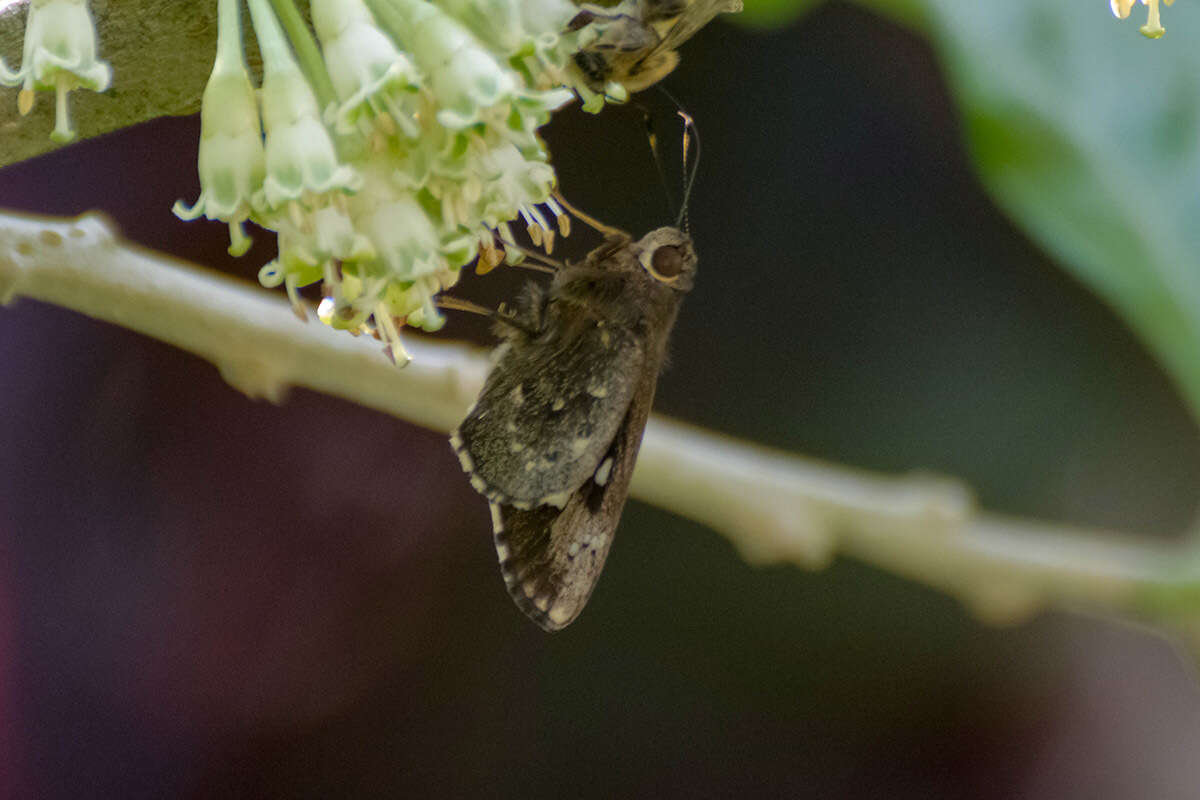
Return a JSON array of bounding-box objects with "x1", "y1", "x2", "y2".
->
[{"x1": 451, "y1": 225, "x2": 697, "y2": 630}]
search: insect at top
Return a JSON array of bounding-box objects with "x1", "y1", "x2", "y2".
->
[
  {"x1": 568, "y1": 0, "x2": 744, "y2": 94},
  {"x1": 451, "y1": 224, "x2": 698, "y2": 630}
]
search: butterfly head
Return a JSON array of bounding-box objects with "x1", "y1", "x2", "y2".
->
[{"x1": 635, "y1": 226, "x2": 697, "y2": 292}]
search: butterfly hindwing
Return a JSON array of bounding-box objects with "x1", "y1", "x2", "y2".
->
[{"x1": 490, "y1": 375, "x2": 654, "y2": 630}]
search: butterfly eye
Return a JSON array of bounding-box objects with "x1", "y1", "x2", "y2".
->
[{"x1": 650, "y1": 245, "x2": 685, "y2": 278}]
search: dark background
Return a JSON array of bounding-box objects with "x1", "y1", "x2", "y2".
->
[{"x1": 2, "y1": 3, "x2": 1200, "y2": 797}]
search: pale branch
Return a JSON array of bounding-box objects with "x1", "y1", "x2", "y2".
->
[
  {"x1": 1, "y1": 208, "x2": 1197, "y2": 630},
  {"x1": 0, "y1": 1, "x2": 307, "y2": 168}
]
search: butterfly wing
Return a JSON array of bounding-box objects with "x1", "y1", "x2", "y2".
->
[
  {"x1": 452, "y1": 309, "x2": 646, "y2": 509},
  {"x1": 490, "y1": 372, "x2": 655, "y2": 631}
]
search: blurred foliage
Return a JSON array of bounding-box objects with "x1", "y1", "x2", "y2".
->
[
  {"x1": 739, "y1": 0, "x2": 924, "y2": 29},
  {"x1": 738, "y1": 0, "x2": 822, "y2": 28},
  {"x1": 739, "y1": 0, "x2": 1200, "y2": 428}
]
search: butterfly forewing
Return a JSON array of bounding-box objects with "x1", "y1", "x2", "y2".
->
[{"x1": 453, "y1": 310, "x2": 646, "y2": 508}]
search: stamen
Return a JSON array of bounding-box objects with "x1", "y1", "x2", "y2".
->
[
  {"x1": 477, "y1": 232, "x2": 503, "y2": 274},
  {"x1": 374, "y1": 304, "x2": 411, "y2": 366},
  {"x1": 52, "y1": 76, "x2": 74, "y2": 142},
  {"x1": 519, "y1": 207, "x2": 544, "y2": 247},
  {"x1": 545, "y1": 196, "x2": 570, "y2": 238},
  {"x1": 288, "y1": 200, "x2": 305, "y2": 229},
  {"x1": 284, "y1": 276, "x2": 308, "y2": 321},
  {"x1": 529, "y1": 205, "x2": 553, "y2": 253},
  {"x1": 228, "y1": 221, "x2": 252, "y2": 257}
]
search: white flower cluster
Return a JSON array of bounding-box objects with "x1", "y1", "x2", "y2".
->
[
  {"x1": 175, "y1": 0, "x2": 601, "y2": 364},
  {"x1": 0, "y1": 0, "x2": 111, "y2": 143}
]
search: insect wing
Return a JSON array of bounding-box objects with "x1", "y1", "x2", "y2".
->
[
  {"x1": 453, "y1": 317, "x2": 646, "y2": 508},
  {"x1": 491, "y1": 374, "x2": 655, "y2": 631},
  {"x1": 652, "y1": 0, "x2": 743, "y2": 53}
]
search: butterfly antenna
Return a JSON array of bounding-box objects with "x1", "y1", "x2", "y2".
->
[
  {"x1": 675, "y1": 110, "x2": 700, "y2": 232},
  {"x1": 551, "y1": 191, "x2": 626, "y2": 237},
  {"x1": 637, "y1": 103, "x2": 676, "y2": 220},
  {"x1": 654, "y1": 86, "x2": 699, "y2": 232}
]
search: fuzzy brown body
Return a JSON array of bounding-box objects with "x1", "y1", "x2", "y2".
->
[
  {"x1": 569, "y1": 0, "x2": 743, "y2": 93},
  {"x1": 452, "y1": 227, "x2": 697, "y2": 630}
]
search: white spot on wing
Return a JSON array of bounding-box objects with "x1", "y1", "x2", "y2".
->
[
  {"x1": 495, "y1": 541, "x2": 510, "y2": 560},
  {"x1": 571, "y1": 437, "x2": 591, "y2": 457},
  {"x1": 453, "y1": 439, "x2": 476, "y2": 474},
  {"x1": 551, "y1": 398, "x2": 565, "y2": 411},
  {"x1": 594, "y1": 457, "x2": 614, "y2": 486},
  {"x1": 568, "y1": 541, "x2": 580, "y2": 557},
  {"x1": 509, "y1": 384, "x2": 525, "y2": 405},
  {"x1": 549, "y1": 603, "x2": 574, "y2": 625},
  {"x1": 587, "y1": 384, "x2": 608, "y2": 398},
  {"x1": 470, "y1": 475, "x2": 488, "y2": 493},
  {"x1": 489, "y1": 503, "x2": 504, "y2": 533},
  {"x1": 541, "y1": 489, "x2": 571, "y2": 509}
]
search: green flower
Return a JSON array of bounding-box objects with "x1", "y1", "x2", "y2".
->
[
  {"x1": 351, "y1": 168, "x2": 445, "y2": 282},
  {"x1": 312, "y1": 0, "x2": 423, "y2": 140},
  {"x1": 372, "y1": 0, "x2": 519, "y2": 129},
  {"x1": 248, "y1": 0, "x2": 362, "y2": 213},
  {"x1": 0, "y1": 0, "x2": 112, "y2": 143},
  {"x1": 172, "y1": 0, "x2": 265, "y2": 256},
  {"x1": 178, "y1": 0, "x2": 709, "y2": 364}
]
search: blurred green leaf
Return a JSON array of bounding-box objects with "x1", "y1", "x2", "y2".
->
[
  {"x1": 858, "y1": 0, "x2": 1200, "y2": 425},
  {"x1": 738, "y1": 0, "x2": 823, "y2": 28}
]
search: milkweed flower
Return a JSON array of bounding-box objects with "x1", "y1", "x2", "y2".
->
[
  {"x1": 171, "y1": 0, "x2": 732, "y2": 365},
  {"x1": 312, "y1": 0, "x2": 423, "y2": 141},
  {"x1": 172, "y1": 0, "x2": 265, "y2": 256},
  {"x1": 247, "y1": 0, "x2": 362, "y2": 212},
  {"x1": 1111, "y1": 0, "x2": 1177, "y2": 38},
  {"x1": 0, "y1": 0, "x2": 111, "y2": 143}
]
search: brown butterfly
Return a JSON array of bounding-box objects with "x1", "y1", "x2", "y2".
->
[{"x1": 451, "y1": 225, "x2": 697, "y2": 630}]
